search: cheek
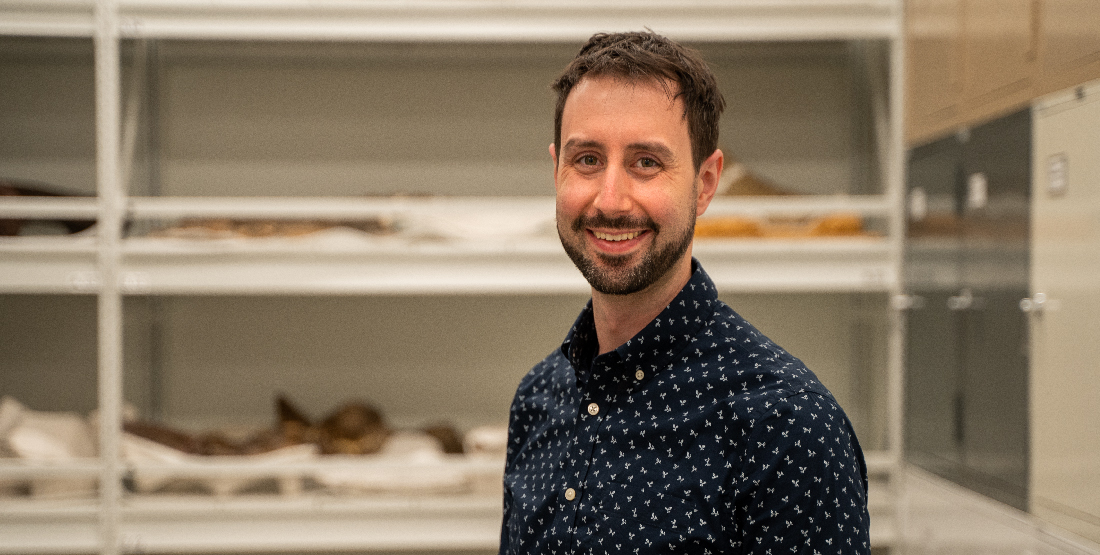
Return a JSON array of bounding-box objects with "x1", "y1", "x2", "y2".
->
[
  {"x1": 554, "y1": 177, "x2": 593, "y2": 218},
  {"x1": 555, "y1": 190, "x2": 582, "y2": 230},
  {"x1": 640, "y1": 188, "x2": 694, "y2": 227}
]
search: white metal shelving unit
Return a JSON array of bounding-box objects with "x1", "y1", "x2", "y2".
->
[{"x1": 0, "y1": 1, "x2": 906, "y2": 553}]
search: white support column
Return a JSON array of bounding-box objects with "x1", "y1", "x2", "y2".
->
[
  {"x1": 885, "y1": 3, "x2": 907, "y2": 471},
  {"x1": 887, "y1": 6, "x2": 911, "y2": 553},
  {"x1": 94, "y1": 0, "x2": 123, "y2": 554}
]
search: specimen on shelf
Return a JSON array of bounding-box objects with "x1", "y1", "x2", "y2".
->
[{"x1": 0, "y1": 179, "x2": 96, "y2": 236}]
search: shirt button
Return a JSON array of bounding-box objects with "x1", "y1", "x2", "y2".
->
[
  {"x1": 565, "y1": 487, "x2": 577, "y2": 501},
  {"x1": 587, "y1": 403, "x2": 599, "y2": 416},
  {"x1": 635, "y1": 369, "x2": 645, "y2": 380}
]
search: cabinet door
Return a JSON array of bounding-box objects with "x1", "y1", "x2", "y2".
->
[
  {"x1": 957, "y1": 110, "x2": 1032, "y2": 511},
  {"x1": 1038, "y1": 0, "x2": 1100, "y2": 94},
  {"x1": 961, "y1": 0, "x2": 1037, "y2": 123},
  {"x1": 904, "y1": 110, "x2": 1032, "y2": 512},
  {"x1": 905, "y1": 135, "x2": 966, "y2": 473},
  {"x1": 906, "y1": 0, "x2": 965, "y2": 144},
  {"x1": 1031, "y1": 88, "x2": 1100, "y2": 544}
]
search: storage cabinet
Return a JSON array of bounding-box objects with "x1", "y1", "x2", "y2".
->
[
  {"x1": 906, "y1": 0, "x2": 1100, "y2": 146},
  {"x1": 904, "y1": 109, "x2": 1031, "y2": 511},
  {"x1": 905, "y1": 0, "x2": 1038, "y2": 145},
  {"x1": 904, "y1": 0, "x2": 964, "y2": 144},
  {"x1": 0, "y1": 2, "x2": 906, "y2": 553},
  {"x1": 1037, "y1": 0, "x2": 1100, "y2": 97},
  {"x1": 959, "y1": 0, "x2": 1037, "y2": 122},
  {"x1": 1029, "y1": 79, "x2": 1100, "y2": 545}
]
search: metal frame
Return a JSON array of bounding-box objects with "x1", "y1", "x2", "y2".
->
[{"x1": 0, "y1": 2, "x2": 907, "y2": 553}]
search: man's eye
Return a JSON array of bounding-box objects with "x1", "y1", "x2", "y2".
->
[
  {"x1": 637, "y1": 157, "x2": 659, "y2": 168},
  {"x1": 579, "y1": 155, "x2": 599, "y2": 166}
]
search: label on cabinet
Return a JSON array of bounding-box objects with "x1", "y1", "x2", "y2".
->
[
  {"x1": 909, "y1": 186, "x2": 929, "y2": 221},
  {"x1": 967, "y1": 172, "x2": 989, "y2": 210},
  {"x1": 121, "y1": 272, "x2": 151, "y2": 294},
  {"x1": 1047, "y1": 153, "x2": 1069, "y2": 197},
  {"x1": 68, "y1": 271, "x2": 100, "y2": 293}
]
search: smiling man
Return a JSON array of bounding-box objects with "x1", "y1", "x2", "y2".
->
[{"x1": 500, "y1": 31, "x2": 871, "y2": 554}]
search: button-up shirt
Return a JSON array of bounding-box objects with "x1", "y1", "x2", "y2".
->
[{"x1": 500, "y1": 261, "x2": 870, "y2": 554}]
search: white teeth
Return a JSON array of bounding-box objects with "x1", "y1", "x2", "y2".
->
[{"x1": 593, "y1": 230, "x2": 642, "y2": 241}]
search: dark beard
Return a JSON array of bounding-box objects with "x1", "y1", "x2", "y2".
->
[{"x1": 559, "y1": 211, "x2": 695, "y2": 296}]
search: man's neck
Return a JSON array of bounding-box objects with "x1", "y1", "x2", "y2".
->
[{"x1": 591, "y1": 254, "x2": 694, "y2": 355}]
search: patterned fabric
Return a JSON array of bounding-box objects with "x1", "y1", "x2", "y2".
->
[{"x1": 500, "y1": 260, "x2": 870, "y2": 554}]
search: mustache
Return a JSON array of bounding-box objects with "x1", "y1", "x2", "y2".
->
[{"x1": 571, "y1": 212, "x2": 659, "y2": 234}]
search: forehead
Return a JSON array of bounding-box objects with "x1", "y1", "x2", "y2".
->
[{"x1": 560, "y1": 75, "x2": 688, "y2": 145}]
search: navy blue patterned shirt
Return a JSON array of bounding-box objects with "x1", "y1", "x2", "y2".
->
[{"x1": 500, "y1": 260, "x2": 870, "y2": 554}]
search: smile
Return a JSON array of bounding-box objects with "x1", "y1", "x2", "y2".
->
[{"x1": 592, "y1": 230, "x2": 643, "y2": 242}]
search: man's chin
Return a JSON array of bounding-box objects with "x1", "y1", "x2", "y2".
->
[
  {"x1": 580, "y1": 257, "x2": 659, "y2": 295},
  {"x1": 590, "y1": 250, "x2": 636, "y2": 268}
]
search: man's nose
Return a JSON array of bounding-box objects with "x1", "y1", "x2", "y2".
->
[{"x1": 591, "y1": 164, "x2": 633, "y2": 215}]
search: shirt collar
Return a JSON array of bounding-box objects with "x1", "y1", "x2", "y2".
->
[{"x1": 560, "y1": 258, "x2": 719, "y2": 384}]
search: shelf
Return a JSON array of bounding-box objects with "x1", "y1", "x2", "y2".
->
[
  {"x1": 0, "y1": 488, "x2": 901, "y2": 553},
  {"x1": 0, "y1": 492, "x2": 503, "y2": 554},
  {"x1": 0, "y1": 241, "x2": 896, "y2": 297},
  {"x1": 706, "y1": 195, "x2": 894, "y2": 217},
  {"x1": 126, "y1": 194, "x2": 893, "y2": 220},
  {"x1": 0, "y1": 1, "x2": 94, "y2": 38},
  {"x1": 0, "y1": 460, "x2": 101, "y2": 481},
  {"x1": 108, "y1": 235, "x2": 895, "y2": 295},
  {"x1": 0, "y1": 2, "x2": 907, "y2": 553},
  {"x1": 120, "y1": 236, "x2": 579, "y2": 295},
  {"x1": 0, "y1": 197, "x2": 98, "y2": 221},
  {"x1": 113, "y1": 0, "x2": 899, "y2": 42},
  {"x1": 696, "y1": 238, "x2": 896, "y2": 292},
  {"x1": 0, "y1": 454, "x2": 505, "y2": 554},
  {"x1": 0, "y1": 195, "x2": 896, "y2": 295},
  {"x1": 0, "y1": 237, "x2": 98, "y2": 294},
  {"x1": 0, "y1": 451, "x2": 900, "y2": 554},
  {"x1": 128, "y1": 195, "x2": 549, "y2": 220},
  {"x1": 0, "y1": 198, "x2": 101, "y2": 294},
  {"x1": 0, "y1": 0, "x2": 900, "y2": 42}
]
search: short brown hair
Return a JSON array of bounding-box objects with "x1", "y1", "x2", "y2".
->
[{"x1": 551, "y1": 31, "x2": 725, "y2": 171}]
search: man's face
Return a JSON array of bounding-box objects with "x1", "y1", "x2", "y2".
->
[{"x1": 553, "y1": 75, "x2": 717, "y2": 295}]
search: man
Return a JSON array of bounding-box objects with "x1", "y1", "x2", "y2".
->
[{"x1": 500, "y1": 31, "x2": 870, "y2": 554}]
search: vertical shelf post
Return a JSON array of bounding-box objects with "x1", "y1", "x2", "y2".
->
[
  {"x1": 887, "y1": 4, "x2": 911, "y2": 552},
  {"x1": 94, "y1": 0, "x2": 123, "y2": 553}
]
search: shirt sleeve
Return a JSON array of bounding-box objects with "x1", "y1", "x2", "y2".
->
[
  {"x1": 499, "y1": 479, "x2": 513, "y2": 555},
  {"x1": 499, "y1": 381, "x2": 525, "y2": 555},
  {"x1": 727, "y1": 391, "x2": 871, "y2": 555}
]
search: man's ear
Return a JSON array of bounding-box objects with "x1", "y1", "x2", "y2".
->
[
  {"x1": 549, "y1": 143, "x2": 560, "y2": 189},
  {"x1": 696, "y1": 148, "x2": 723, "y2": 217}
]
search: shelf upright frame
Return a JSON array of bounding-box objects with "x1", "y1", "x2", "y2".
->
[
  {"x1": 884, "y1": 3, "x2": 910, "y2": 551},
  {"x1": 0, "y1": 1, "x2": 908, "y2": 552},
  {"x1": 93, "y1": 0, "x2": 124, "y2": 553}
]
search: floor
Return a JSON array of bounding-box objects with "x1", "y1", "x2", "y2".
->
[{"x1": 896, "y1": 468, "x2": 1100, "y2": 555}]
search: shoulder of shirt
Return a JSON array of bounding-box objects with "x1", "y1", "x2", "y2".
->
[
  {"x1": 708, "y1": 302, "x2": 826, "y2": 378},
  {"x1": 514, "y1": 346, "x2": 571, "y2": 393}
]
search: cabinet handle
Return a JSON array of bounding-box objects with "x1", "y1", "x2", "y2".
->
[
  {"x1": 1021, "y1": 292, "x2": 1060, "y2": 314},
  {"x1": 892, "y1": 294, "x2": 926, "y2": 311},
  {"x1": 947, "y1": 289, "x2": 975, "y2": 311}
]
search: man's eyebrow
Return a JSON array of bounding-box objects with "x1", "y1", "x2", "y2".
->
[
  {"x1": 627, "y1": 141, "x2": 675, "y2": 160},
  {"x1": 561, "y1": 139, "x2": 675, "y2": 160},
  {"x1": 561, "y1": 139, "x2": 603, "y2": 152}
]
